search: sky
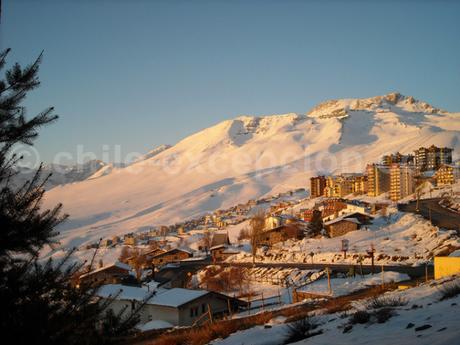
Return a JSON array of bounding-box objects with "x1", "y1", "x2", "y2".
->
[{"x1": 1, "y1": 0, "x2": 459, "y2": 164}]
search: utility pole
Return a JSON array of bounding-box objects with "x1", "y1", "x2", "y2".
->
[
  {"x1": 425, "y1": 263, "x2": 429, "y2": 283},
  {"x1": 381, "y1": 265, "x2": 384, "y2": 289}
]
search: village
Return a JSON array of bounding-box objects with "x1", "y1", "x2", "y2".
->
[{"x1": 72, "y1": 144, "x2": 460, "y2": 340}]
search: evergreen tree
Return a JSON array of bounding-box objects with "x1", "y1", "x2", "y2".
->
[
  {"x1": 307, "y1": 210, "x2": 324, "y2": 237},
  {"x1": 0, "y1": 49, "x2": 141, "y2": 345}
]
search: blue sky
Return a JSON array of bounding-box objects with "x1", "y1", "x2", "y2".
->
[{"x1": 1, "y1": 0, "x2": 459, "y2": 164}]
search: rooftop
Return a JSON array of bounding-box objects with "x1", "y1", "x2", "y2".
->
[{"x1": 97, "y1": 284, "x2": 209, "y2": 308}]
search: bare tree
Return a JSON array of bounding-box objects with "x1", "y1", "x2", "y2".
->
[
  {"x1": 118, "y1": 246, "x2": 132, "y2": 263},
  {"x1": 249, "y1": 211, "x2": 265, "y2": 264},
  {"x1": 130, "y1": 248, "x2": 148, "y2": 281},
  {"x1": 201, "y1": 229, "x2": 212, "y2": 254}
]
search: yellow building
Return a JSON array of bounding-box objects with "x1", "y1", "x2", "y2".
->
[
  {"x1": 351, "y1": 175, "x2": 368, "y2": 195},
  {"x1": 390, "y1": 163, "x2": 415, "y2": 201},
  {"x1": 367, "y1": 164, "x2": 390, "y2": 197},
  {"x1": 434, "y1": 256, "x2": 460, "y2": 279},
  {"x1": 324, "y1": 176, "x2": 353, "y2": 197},
  {"x1": 435, "y1": 164, "x2": 460, "y2": 186}
]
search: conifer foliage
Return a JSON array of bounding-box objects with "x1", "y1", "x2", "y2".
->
[{"x1": 0, "y1": 49, "x2": 138, "y2": 344}]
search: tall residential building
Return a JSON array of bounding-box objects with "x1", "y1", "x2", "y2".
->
[
  {"x1": 310, "y1": 176, "x2": 327, "y2": 198},
  {"x1": 390, "y1": 164, "x2": 415, "y2": 201},
  {"x1": 351, "y1": 175, "x2": 368, "y2": 195},
  {"x1": 366, "y1": 164, "x2": 390, "y2": 197},
  {"x1": 324, "y1": 176, "x2": 354, "y2": 197},
  {"x1": 435, "y1": 164, "x2": 460, "y2": 186},
  {"x1": 414, "y1": 145, "x2": 453, "y2": 172},
  {"x1": 382, "y1": 152, "x2": 414, "y2": 166}
]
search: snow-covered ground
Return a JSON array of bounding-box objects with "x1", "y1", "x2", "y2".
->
[
  {"x1": 297, "y1": 272, "x2": 410, "y2": 297},
  {"x1": 228, "y1": 210, "x2": 460, "y2": 266},
  {"x1": 42, "y1": 93, "x2": 460, "y2": 253},
  {"x1": 211, "y1": 276, "x2": 460, "y2": 345}
]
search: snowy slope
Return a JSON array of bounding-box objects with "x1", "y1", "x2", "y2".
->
[
  {"x1": 43, "y1": 93, "x2": 460, "y2": 249},
  {"x1": 212, "y1": 276, "x2": 460, "y2": 345}
]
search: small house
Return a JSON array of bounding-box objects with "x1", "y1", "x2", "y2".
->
[
  {"x1": 258, "y1": 224, "x2": 305, "y2": 247},
  {"x1": 78, "y1": 261, "x2": 132, "y2": 287},
  {"x1": 151, "y1": 248, "x2": 192, "y2": 267},
  {"x1": 210, "y1": 232, "x2": 230, "y2": 248},
  {"x1": 324, "y1": 217, "x2": 360, "y2": 237},
  {"x1": 210, "y1": 245, "x2": 240, "y2": 262},
  {"x1": 97, "y1": 284, "x2": 246, "y2": 326}
]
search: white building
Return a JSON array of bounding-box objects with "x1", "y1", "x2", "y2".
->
[{"x1": 97, "y1": 284, "x2": 243, "y2": 327}]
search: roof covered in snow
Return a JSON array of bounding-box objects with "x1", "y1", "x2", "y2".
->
[
  {"x1": 79, "y1": 261, "x2": 131, "y2": 278},
  {"x1": 97, "y1": 284, "x2": 209, "y2": 308},
  {"x1": 324, "y1": 216, "x2": 361, "y2": 226}
]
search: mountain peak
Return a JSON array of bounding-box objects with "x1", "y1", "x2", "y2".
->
[{"x1": 308, "y1": 93, "x2": 441, "y2": 119}]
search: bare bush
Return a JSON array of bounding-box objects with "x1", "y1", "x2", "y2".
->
[
  {"x1": 439, "y1": 281, "x2": 460, "y2": 301},
  {"x1": 374, "y1": 307, "x2": 395, "y2": 323},
  {"x1": 366, "y1": 295, "x2": 408, "y2": 309},
  {"x1": 284, "y1": 316, "x2": 321, "y2": 344},
  {"x1": 349, "y1": 310, "x2": 370, "y2": 324}
]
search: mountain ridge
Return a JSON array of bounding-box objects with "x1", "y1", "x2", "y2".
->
[{"x1": 42, "y1": 93, "x2": 460, "y2": 249}]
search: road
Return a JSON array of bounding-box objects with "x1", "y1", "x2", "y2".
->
[
  {"x1": 220, "y1": 261, "x2": 431, "y2": 279},
  {"x1": 177, "y1": 258, "x2": 431, "y2": 279},
  {"x1": 398, "y1": 198, "x2": 460, "y2": 231}
]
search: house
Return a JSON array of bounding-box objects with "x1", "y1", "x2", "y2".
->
[
  {"x1": 324, "y1": 217, "x2": 360, "y2": 237},
  {"x1": 210, "y1": 245, "x2": 240, "y2": 262},
  {"x1": 342, "y1": 212, "x2": 373, "y2": 225},
  {"x1": 210, "y1": 232, "x2": 230, "y2": 248},
  {"x1": 264, "y1": 215, "x2": 284, "y2": 230},
  {"x1": 258, "y1": 224, "x2": 305, "y2": 247},
  {"x1": 97, "y1": 284, "x2": 246, "y2": 326},
  {"x1": 78, "y1": 261, "x2": 132, "y2": 287},
  {"x1": 142, "y1": 248, "x2": 167, "y2": 262},
  {"x1": 124, "y1": 235, "x2": 137, "y2": 246},
  {"x1": 151, "y1": 248, "x2": 192, "y2": 267}
]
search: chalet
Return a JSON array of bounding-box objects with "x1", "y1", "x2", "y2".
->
[
  {"x1": 258, "y1": 224, "x2": 305, "y2": 247},
  {"x1": 342, "y1": 212, "x2": 373, "y2": 225},
  {"x1": 143, "y1": 248, "x2": 167, "y2": 262},
  {"x1": 324, "y1": 217, "x2": 360, "y2": 238},
  {"x1": 97, "y1": 284, "x2": 246, "y2": 326},
  {"x1": 210, "y1": 245, "x2": 240, "y2": 262},
  {"x1": 151, "y1": 248, "x2": 192, "y2": 266},
  {"x1": 210, "y1": 232, "x2": 230, "y2": 248},
  {"x1": 124, "y1": 235, "x2": 137, "y2": 246},
  {"x1": 78, "y1": 261, "x2": 132, "y2": 287},
  {"x1": 100, "y1": 238, "x2": 113, "y2": 247}
]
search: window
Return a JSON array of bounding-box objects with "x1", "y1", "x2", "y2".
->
[
  {"x1": 202, "y1": 304, "x2": 206, "y2": 314},
  {"x1": 190, "y1": 307, "x2": 199, "y2": 317}
]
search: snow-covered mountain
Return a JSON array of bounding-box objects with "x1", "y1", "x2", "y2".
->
[
  {"x1": 43, "y1": 93, "x2": 460, "y2": 248},
  {"x1": 14, "y1": 160, "x2": 108, "y2": 190}
]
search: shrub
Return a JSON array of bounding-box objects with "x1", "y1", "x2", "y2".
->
[
  {"x1": 367, "y1": 296, "x2": 408, "y2": 309},
  {"x1": 284, "y1": 316, "x2": 321, "y2": 344},
  {"x1": 374, "y1": 308, "x2": 395, "y2": 323},
  {"x1": 439, "y1": 282, "x2": 460, "y2": 301},
  {"x1": 349, "y1": 310, "x2": 370, "y2": 325}
]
